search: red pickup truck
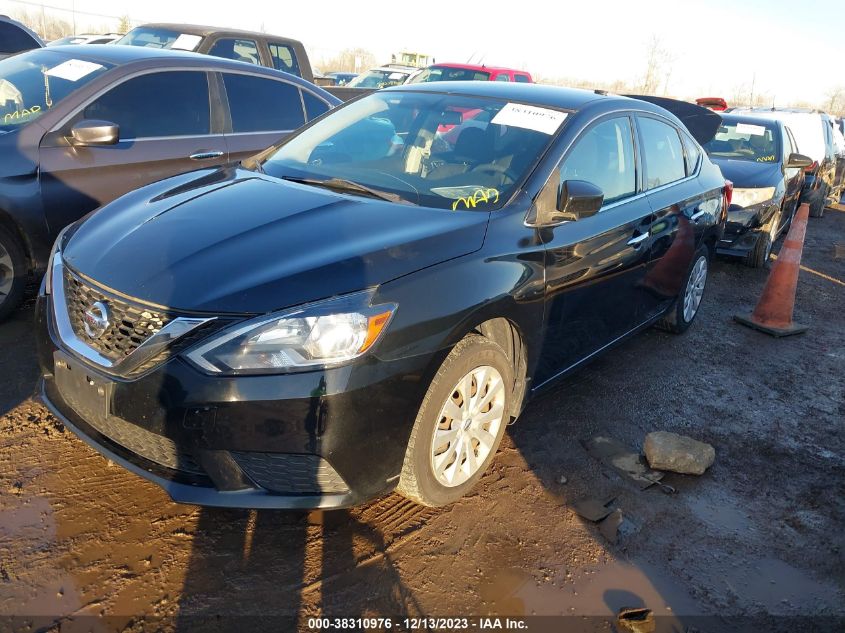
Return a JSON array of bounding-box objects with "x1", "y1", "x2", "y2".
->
[{"x1": 408, "y1": 63, "x2": 533, "y2": 84}]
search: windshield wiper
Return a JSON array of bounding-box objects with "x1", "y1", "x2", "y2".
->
[{"x1": 281, "y1": 176, "x2": 412, "y2": 205}]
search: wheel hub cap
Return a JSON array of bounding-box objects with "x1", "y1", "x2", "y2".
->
[
  {"x1": 430, "y1": 365, "x2": 506, "y2": 488},
  {"x1": 682, "y1": 256, "x2": 708, "y2": 323}
]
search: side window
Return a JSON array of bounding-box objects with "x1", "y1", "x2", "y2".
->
[
  {"x1": 494, "y1": 74, "x2": 511, "y2": 82},
  {"x1": 222, "y1": 73, "x2": 305, "y2": 133},
  {"x1": 302, "y1": 90, "x2": 330, "y2": 121},
  {"x1": 208, "y1": 38, "x2": 260, "y2": 65},
  {"x1": 0, "y1": 23, "x2": 38, "y2": 53},
  {"x1": 682, "y1": 132, "x2": 701, "y2": 175},
  {"x1": 82, "y1": 72, "x2": 210, "y2": 139},
  {"x1": 638, "y1": 116, "x2": 686, "y2": 189},
  {"x1": 559, "y1": 116, "x2": 637, "y2": 205},
  {"x1": 514, "y1": 74, "x2": 531, "y2": 83},
  {"x1": 269, "y1": 43, "x2": 302, "y2": 77},
  {"x1": 787, "y1": 128, "x2": 799, "y2": 155},
  {"x1": 783, "y1": 127, "x2": 795, "y2": 160}
]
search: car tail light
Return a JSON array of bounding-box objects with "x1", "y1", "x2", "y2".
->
[
  {"x1": 724, "y1": 180, "x2": 734, "y2": 207},
  {"x1": 804, "y1": 160, "x2": 818, "y2": 173}
]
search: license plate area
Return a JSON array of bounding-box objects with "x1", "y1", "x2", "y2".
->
[{"x1": 54, "y1": 352, "x2": 112, "y2": 423}]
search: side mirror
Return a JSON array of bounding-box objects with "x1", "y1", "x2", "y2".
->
[
  {"x1": 557, "y1": 180, "x2": 604, "y2": 221},
  {"x1": 786, "y1": 152, "x2": 813, "y2": 169},
  {"x1": 70, "y1": 120, "x2": 119, "y2": 146}
]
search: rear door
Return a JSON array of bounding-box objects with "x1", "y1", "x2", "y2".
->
[
  {"x1": 535, "y1": 114, "x2": 653, "y2": 384},
  {"x1": 219, "y1": 71, "x2": 315, "y2": 162},
  {"x1": 38, "y1": 69, "x2": 228, "y2": 236},
  {"x1": 636, "y1": 114, "x2": 707, "y2": 321}
]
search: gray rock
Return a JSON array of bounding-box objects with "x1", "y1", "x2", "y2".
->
[{"x1": 644, "y1": 431, "x2": 715, "y2": 475}]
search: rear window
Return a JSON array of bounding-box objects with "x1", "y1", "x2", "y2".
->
[
  {"x1": 702, "y1": 120, "x2": 779, "y2": 163},
  {"x1": 413, "y1": 66, "x2": 491, "y2": 82},
  {"x1": 514, "y1": 74, "x2": 531, "y2": 83},
  {"x1": 223, "y1": 73, "x2": 305, "y2": 132},
  {"x1": 302, "y1": 90, "x2": 330, "y2": 120},
  {"x1": 208, "y1": 38, "x2": 260, "y2": 65}
]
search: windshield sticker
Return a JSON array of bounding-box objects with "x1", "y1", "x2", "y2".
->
[
  {"x1": 735, "y1": 123, "x2": 766, "y2": 136},
  {"x1": 491, "y1": 103, "x2": 566, "y2": 135},
  {"x1": 3, "y1": 105, "x2": 41, "y2": 124},
  {"x1": 756, "y1": 155, "x2": 776, "y2": 162},
  {"x1": 171, "y1": 34, "x2": 202, "y2": 51},
  {"x1": 44, "y1": 59, "x2": 104, "y2": 82},
  {"x1": 449, "y1": 188, "x2": 500, "y2": 211}
]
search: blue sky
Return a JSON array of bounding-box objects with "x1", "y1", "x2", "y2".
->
[{"x1": 3, "y1": 0, "x2": 842, "y2": 105}]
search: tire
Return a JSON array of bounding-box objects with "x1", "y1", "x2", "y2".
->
[
  {"x1": 809, "y1": 185, "x2": 826, "y2": 218},
  {"x1": 0, "y1": 225, "x2": 27, "y2": 321},
  {"x1": 656, "y1": 246, "x2": 709, "y2": 335},
  {"x1": 744, "y1": 231, "x2": 772, "y2": 269},
  {"x1": 396, "y1": 334, "x2": 512, "y2": 507}
]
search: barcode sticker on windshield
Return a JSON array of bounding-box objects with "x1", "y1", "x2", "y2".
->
[
  {"x1": 736, "y1": 123, "x2": 766, "y2": 136},
  {"x1": 45, "y1": 60, "x2": 104, "y2": 82},
  {"x1": 491, "y1": 103, "x2": 567, "y2": 135},
  {"x1": 171, "y1": 34, "x2": 202, "y2": 51}
]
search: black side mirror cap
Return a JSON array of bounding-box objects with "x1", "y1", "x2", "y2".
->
[
  {"x1": 557, "y1": 179, "x2": 604, "y2": 221},
  {"x1": 786, "y1": 152, "x2": 813, "y2": 169},
  {"x1": 71, "y1": 119, "x2": 119, "y2": 146}
]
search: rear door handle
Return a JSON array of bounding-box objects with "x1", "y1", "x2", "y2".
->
[
  {"x1": 627, "y1": 233, "x2": 649, "y2": 247},
  {"x1": 189, "y1": 151, "x2": 224, "y2": 161},
  {"x1": 690, "y1": 210, "x2": 707, "y2": 221}
]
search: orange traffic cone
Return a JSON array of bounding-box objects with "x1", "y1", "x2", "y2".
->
[{"x1": 734, "y1": 202, "x2": 810, "y2": 337}]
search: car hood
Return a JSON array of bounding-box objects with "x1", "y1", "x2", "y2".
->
[
  {"x1": 711, "y1": 158, "x2": 782, "y2": 188},
  {"x1": 63, "y1": 167, "x2": 490, "y2": 314}
]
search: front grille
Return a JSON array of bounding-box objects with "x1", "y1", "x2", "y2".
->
[
  {"x1": 232, "y1": 452, "x2": 350, "y2": 495},
  {"x1": 64, "y1": 268, "x2": 174, "y2": 362},
  {"x1": 85, "y1": 412, "x2": 204, "y2": 475}
]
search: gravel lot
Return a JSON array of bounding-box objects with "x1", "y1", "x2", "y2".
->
[{"x1": 1, "y1": 206, "x2": 843, "y2": 633}]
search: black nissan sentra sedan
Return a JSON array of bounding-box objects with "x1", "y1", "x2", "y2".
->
[
  {"x1": 702, "y1": 113, "x2": 812, "y2": 267},
  {"x1": 36, "y1": 83, "x2": 728, "y2": 509}
]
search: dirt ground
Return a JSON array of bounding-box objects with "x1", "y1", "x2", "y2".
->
[{"x1": 1, "y1": 206, "x2": 843, "y2": 633}]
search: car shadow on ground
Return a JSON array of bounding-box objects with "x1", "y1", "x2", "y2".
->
[{"x1": 0, "y1": 299, "x2": 40, "y2": 417}]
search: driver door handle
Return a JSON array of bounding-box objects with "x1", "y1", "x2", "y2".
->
[
  {"x1": 190, "y1": 151, "x2": 224, "y2": 161},
  {"x1": 690, "y1": 209, "x2": 707, "y2": 222},
  {"x1": 627, "y1": 233, "x2": 649, "y2": 247}
]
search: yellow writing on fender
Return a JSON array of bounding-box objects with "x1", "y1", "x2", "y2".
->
[
  {"x1": 451, "y1": 188, "x2": 500, "y2": 211},
  {"x1": 756, "y1": 155, "x2": 775, "y2": 162},
  {"x1": 3, "y1": 105, "x2": 41, "y2": 124}
]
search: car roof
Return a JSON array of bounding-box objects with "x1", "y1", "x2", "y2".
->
[
  {"x1": 429, "y1": 62, "x2": 529, "y2": 74},
  {"x1": 385, "y1": 81, "x2": 615, "y2": 111},
  {"x1": 135, "y1": 22, "x2": 298, "y2": 43},
  {"x1": 29, "y1": 45, "x2": 339, "y2": 102}
]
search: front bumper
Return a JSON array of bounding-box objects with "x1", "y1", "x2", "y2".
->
[
  {"x1": 715, "y1": 202, "x2": 775, "y2": 257},
  {"x1": 36, "y1": 292, "x2": 430, "y2": 510}
]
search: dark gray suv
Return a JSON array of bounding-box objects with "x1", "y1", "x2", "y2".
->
[{"x1": 0, "y1": 45, "x2": 338, "y2": 318}]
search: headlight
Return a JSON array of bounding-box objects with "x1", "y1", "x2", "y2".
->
[
  {"x1": 184, "y1": 290, "x2": 396, "y2": 375},
  {"x1": 731, "y1": 187, "x2": 776, "y2": 208}
]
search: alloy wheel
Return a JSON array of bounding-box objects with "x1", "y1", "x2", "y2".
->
[
  {"x1": 430, "y1": 365, "x2": 506, "y2": 487},
  {"x1": 682, "y1": 257, "x2": 707, "y2": 323}
]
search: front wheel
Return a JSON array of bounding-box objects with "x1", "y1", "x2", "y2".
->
[
  {"x1": 0, "y1": 225, "x2": 26, "y2": 321},
  {"x1": 809, "y1": 184, "x2": 827, "y2": 218},
  {"x1": 656, "y1": 247, "x2": 709, "y2": 334},
  {"x1": 396, "y1": 334, "x2": 512, "y2": 507}
]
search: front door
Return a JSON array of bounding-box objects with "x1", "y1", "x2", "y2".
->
[
  {"x1": 535, "y1": 115, "x2": 653, "y2": 386},
  {"x1": 39, "y1": 70, "x2": 228, "y2": 238}
]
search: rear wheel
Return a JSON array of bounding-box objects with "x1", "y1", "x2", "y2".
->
[
  {"x1": 0, "y1": 225, "x2": 26, "y2": 321},
  {"x1": 397, "y1": 334, "x2": 512, "y2": 507},
  {"x1": 656, "y1": 246, "x2": 709, "y2": 334}
]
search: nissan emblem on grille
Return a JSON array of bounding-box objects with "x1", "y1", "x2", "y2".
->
[{"x1": 83, "y1": 301, "x2": 110, "y2": 339}]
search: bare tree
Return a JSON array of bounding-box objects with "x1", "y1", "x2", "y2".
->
[
  {"x1": 825, "y1": 87, "x2": 845, "y2": 116},
  {"x1": 638, "y1": 35, "x2": 673, "y2": 95},
  {"x1": 319, "y1": 48, "x2": 378, "y2": 74},
  {"x1": 117, "y1": 15, "x2": 132, "y2": 35}
]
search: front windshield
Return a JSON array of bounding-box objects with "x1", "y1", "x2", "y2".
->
[
  {"x1": 409, "y1": 66, "x2": 491, "y2": 83},
  {"x1": 261, "y1": 91, "x2": 565, "y2": 210},
  {"x1": 702, "y1": 119, "x2": 780, "y2": 163},
  {"x1": 0, "y1": 50, "x2": 113, "y2": 133},
  {"x1": 115, "y1": 27, "x2": 204, "y2": 51},
  {"x1": 347, "y1": 70, "x2": 410, "y2": 89}
]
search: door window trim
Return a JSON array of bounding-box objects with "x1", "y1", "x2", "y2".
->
[
  {"x1": 634, "y1": 112, "x2": 699, "y2": 194},
  {"x1": 47, "y1": 67, "x2": 218, "y2": 140}
]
